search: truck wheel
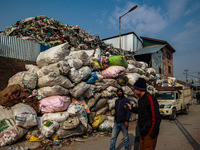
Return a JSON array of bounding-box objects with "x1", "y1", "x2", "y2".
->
[
  {"x1": 169, "y1": 108, "x2": 176, "y2": 120},
  {"x1": 183, "y1": 105, "x2": 189, "y2": 115}
]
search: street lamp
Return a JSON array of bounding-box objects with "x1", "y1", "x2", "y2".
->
[{"x1": 119, "y1": 5, "x2": 138, "y2": 55}]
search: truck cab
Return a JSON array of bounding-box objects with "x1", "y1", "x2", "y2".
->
[{"x1": 155, "y1": 86, "x2": 191, "y2": 120}]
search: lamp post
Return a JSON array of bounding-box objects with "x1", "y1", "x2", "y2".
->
[{"x1": 119, "y1": 5, "x2": 138, "y2": 55}]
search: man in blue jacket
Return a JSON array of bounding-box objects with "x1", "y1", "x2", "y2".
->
[
  {"x1": 126, "y1": 78, "x2": 161, "y2": 150},
  {"x1": 110, "y1": 88, "x2": 131, "y2": 150}
]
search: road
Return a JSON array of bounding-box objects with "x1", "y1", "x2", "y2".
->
[
  {"x1": 2, "y1": 101, "x2": 200, "y2": 150},
  {"x1": 63, "y1": 101, "x2": 200, "y2": 150}
]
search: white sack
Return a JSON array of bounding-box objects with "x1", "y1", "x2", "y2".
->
[
  {"x1": 67, "y1": 58, "x2": 83, "y2": 69},
  {"x1": 127, "y1": 64, "x2": 138, "y2": 73},
  {"x1": 40, "y1": 120, "x2": 59, "y2": 137},
  {"x1": 69, "y1": 51, "x2": 93, "y2": 66},
  {"x1": 11, "y1": 103, "x2": 37, "y2": 129},
  {"x1": 38, "y1": 72, "x2": 74, "y2": 88},
  {"x1": 8, "y1": 71, "x2": 37, "y2": 89},
  {"x1": 37, "y1": 61, "x2": 70, "y2": 78},
  {"x1": 25, "y1": 64, "x2": 39, "y2": 72},
  {"x1": 67, "y1": 103, "x2": 88, "y2": 128},
  {"x1": 36, "y1": 43, "x2": 68, "y2": 67},
  {"x1": 126, "y1": 73, "x2": 140, "y2": 85},
  {"x1": 99, "y1": 120, "x2": 114, "y2": 129},
  {"x1": 70, "y1": 82, "x2": 90, "y2": 98},
  {"x1": 37, "y1": 85, "x2": 69, "y2": 98},
  {"x1": 41, "y1": 111, "x2": 69, "y2": 123}
]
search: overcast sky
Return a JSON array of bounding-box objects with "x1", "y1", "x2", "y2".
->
[{"x1": 0, "y1": 0, "x2": 200, "y2": 81}]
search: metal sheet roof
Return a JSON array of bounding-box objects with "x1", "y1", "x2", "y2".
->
[{"x1": 135, "y1": 45, "x2": 166, "y2": 55}]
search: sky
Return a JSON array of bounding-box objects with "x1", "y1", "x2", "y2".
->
[{"x1": 0, "y1": 0, "x2": 200, "y2": 82}]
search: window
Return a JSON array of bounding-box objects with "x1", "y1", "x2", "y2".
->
[{"x1": 168, "y1": 66, "x2": 171, "y2": 74}]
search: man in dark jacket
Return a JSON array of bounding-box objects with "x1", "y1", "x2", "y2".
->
[
  {"x1": 110, "y1": 88, "x2": 131, "y2": 150},
  {"x1": 126, "y1": 78, "x2": 161, "y2": 150}
]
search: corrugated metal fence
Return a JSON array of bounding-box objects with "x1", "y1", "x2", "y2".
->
[{"x1": 0, "y1": 34, "x2": 49, "y2": 62}]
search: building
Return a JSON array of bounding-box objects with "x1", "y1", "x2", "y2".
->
[
  {"x1": 135, "y1": 37, "x2": 175, "y2": 78},
  {"x1": 103, "y1": 32, "x2": 143, "y2": 53}
]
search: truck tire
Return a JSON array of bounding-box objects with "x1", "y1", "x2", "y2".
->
[
  {"x1": 169, "y1": 108, "x2": 176, "y2": 120},
  {"x1": 183, "y1": 105, "x2": 189, "y2": 115}
]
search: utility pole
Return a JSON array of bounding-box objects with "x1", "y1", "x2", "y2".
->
[{"x1": 183, "y1": 69, "x2": 189, "y2": 89}]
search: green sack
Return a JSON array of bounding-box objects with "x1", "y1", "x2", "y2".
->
[{"x1": 108, "y1": 55, "x2": 128, "y2": 68}]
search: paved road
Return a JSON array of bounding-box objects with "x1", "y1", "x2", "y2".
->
[{"x1": 64, "y1": 102, "x2": 200, "y2": 150}]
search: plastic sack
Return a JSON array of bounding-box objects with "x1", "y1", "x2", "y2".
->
[
  {"x1": 0, "y1": 108, "x2": 27, "y2": 147},
  {"x1": 59, "y1": 116, "x2": 80, "y2": 130},
  {"x1": 68, "y1": 68, "x2": 83, "y2": 83},
  {"x1": 122, "y1": 86, "x2": 134, "y2": 96},
  {"x1": 90, "y1": 98, "x2": 107, "y2": 112},
  {"x1": 40, "y1": 120, "x2": 59, "y2": 137},
  {"x1": 67, "y1": 58, "x2": 83, "y2": 69},
  {"x1": 39, "y1": 96, "x2": 71, "y2": 113},
  {"x1": 86, "y1": 73, "x2": 98, "y2": 84},
  {"x1": 126, "y1": 73, "x2": 140, "y2": 85},
  {"x1": 8, "y1": 71, "x2": 37, "y2": 90},
  {"x1": 25, "y1": 64, "x2": 40, "y2": 72},
  {"x1": 96, "y1": 105, "x2": 109, "y2": 116},
  {"x1": 116, "y1": 75, "x2": 129, "y2": 86},
  {"x1": 69, "y1": 51, "x2": 93, "y2": 66},
  {"x1": 72, "y1": 98, "x2": 90, "y2": 114},
  {"x1": 99, "y1": 120, "x2": 114, "y2": 129},
  {"x1": 36, "y1": 43, "x2": 68, "y2": 67},
  {"x1": 102, "y1": 66, "x2": 126, "y2": 79},
  {"x1": 38, "y1": 72, "x2": 74, "y2": 89},
  {"x1": 41, "y1": 111, "x2": 69, "y2": 123},
  {"x1": 92, "y1": 48, "x2": 101, "y2": 61},
  {"x1": 108, "y1": 55, "x2": 128, "y2": 68},
  {"x1": 56, "y1": 124, "x2": 87, "y2": 139},
  {"x1": 70, "y1": 82, "x2": 90, "y2": 98},
  {"x1": 37, "y1": 85, "x2": 69, "y2": 98},
  {"x1": 127, "y1": 64, "x2": 138, "y2": 73},
  {"x1": 100, "y1": 56, "x2": 109, "y2": 69},
  {"x1": 137, "y1": 61, "x2": 148, "y2": 70},
  {"x1": 107, "y1": 98, "x2": 116, "y2": 110},
  {"x1": 82, "y1": 88, "x2": 94, "y2": 99},
  {"x1": 11, "y1": 103, "x2": 37, "y2": 129},
  {"x1": 79, "y1": 66, "x2": 92, "y2": 80},
  {"x1": 37, "y1": 60, "x2": 70, "y2": 78},
  {"x1": 92, "y1": 115, "x2": 106, "y2": 129},
  {"x1": 67, "y1": 103, "x2": 88, "y2": 128}
]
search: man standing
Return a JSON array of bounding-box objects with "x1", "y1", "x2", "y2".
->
[
  {"x1": 127, "y1": 78, "x2": 161, "y2": 150},
  {"x1": 110, "y1": 88, "x2": 131, "y2": 150}
]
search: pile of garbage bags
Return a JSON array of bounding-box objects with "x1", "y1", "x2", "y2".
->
[
  {"x1": 0, "y1": 16, "x2": 120, "y2": 56},
  {"x1": 0, "y1": 42, "x2": 173, "y2": 147}
]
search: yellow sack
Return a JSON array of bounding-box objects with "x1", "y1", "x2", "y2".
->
[{"x1": 92, "y1": 115, "x2": 106, "y2": 129}]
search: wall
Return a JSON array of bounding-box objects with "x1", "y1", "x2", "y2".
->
[{"x1": 162, "y1": 47, "x2": 173, "y2": 77}]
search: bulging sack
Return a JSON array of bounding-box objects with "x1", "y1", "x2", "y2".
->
[
  {"x1": 36, "y1": 43, "x2": 68, "y2": 67},
  {"x1": 41, "y1": 111, "x2": 69, "y2": 123},
  {"x1": 37, "y1": 85, "x2": 69, "y2": 98},
  {"x1": 11, "y1": 103, "x2": 37, "y2": 129},
  {"x1": 40, "y1": 96, "x2": 71, "y2": 113},
  {"x1": 102, "y1": 66, "x2": 126, "y2": 79},
  {"x1": 37, "y1": 60, "x2": 70, "y2": 78},
  {"x1": 38, "y1": 72, "x2": 74, "y2": 89},
  {"x1": 40, "y1": 120, "x2": 59, "y2": 137}
]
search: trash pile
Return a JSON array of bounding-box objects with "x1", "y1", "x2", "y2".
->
[
  {"x1": 0, "y1": 16, "x2": 120, "y2": 55},
  {"x1": 0, "y1": 42, "x2": 175, "y2": 149}
]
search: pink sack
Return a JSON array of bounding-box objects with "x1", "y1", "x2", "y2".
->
[
  {"x1": 102, "y1": 66, "x2": 126, "y2": 78},
  {"x1": 40, "y1": 96, "x2": 71, "y2": 113}
]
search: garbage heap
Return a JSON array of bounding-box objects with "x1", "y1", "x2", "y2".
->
[
  {"x1": 0, "y1": 43, "x2": 171, "y2": 148},
  {"x1": 0, "y1": 16, "x2": 120, "y2": 56}
]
